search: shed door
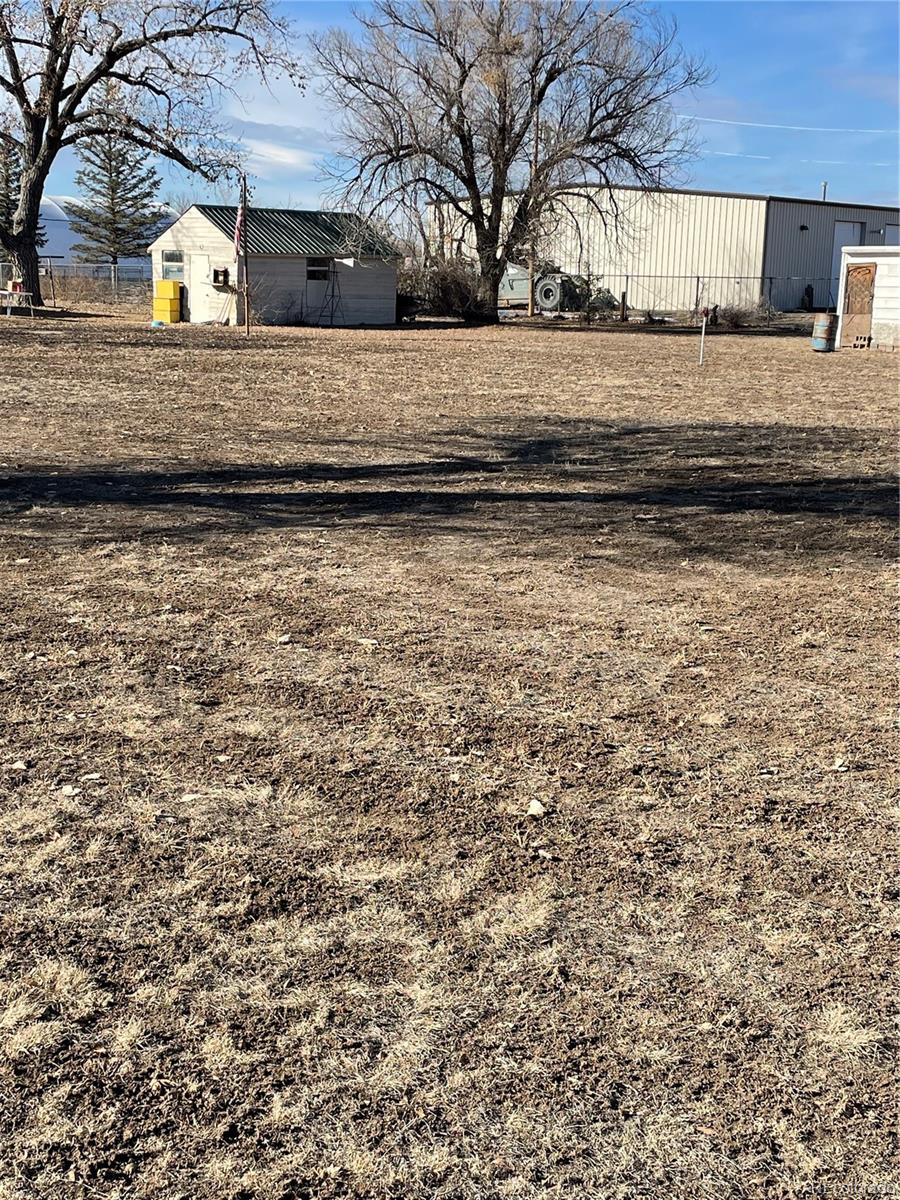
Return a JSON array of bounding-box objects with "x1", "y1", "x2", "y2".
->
[
  {"x1": 305, "y1": 258, "x2": 333, "y2": 325},
  {"x1": 840, "y1": 262, "x2": 876, "y2": 348},
  {"x1": 831, "y1": 221, "x2": 863, "y2": 303},
  {"x1": 885, "y1": 224, "x2": 899, "y2": 246},
  {"x1": 187, "y1": 254, "x2": 209, "y2": 323}
]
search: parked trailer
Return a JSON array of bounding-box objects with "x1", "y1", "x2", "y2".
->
[{"x1": 499, "y1": 263, "x2": 586, "y2": 311}]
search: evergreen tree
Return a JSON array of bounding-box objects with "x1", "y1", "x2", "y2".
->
[
  {"x1": 0, "y1": 146, "x2": 41, "y2": 257},
  {"x1": 69, "y1": 124, "x2": 164, "y2": 263},
  {"x1": 0, "y1": 143, "x2": 22, "y2": 232}
]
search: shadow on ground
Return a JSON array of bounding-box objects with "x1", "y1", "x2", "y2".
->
[{"x1": 3, "y1": 418, "x2": 894, "y2": 565}]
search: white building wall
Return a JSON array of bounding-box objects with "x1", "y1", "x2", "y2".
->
[
  {"x1": 763, "y1": 199, "x2": 900, "y2": 312},
  {"x1": 252, "y1": 256, "x2": 397, "y2": 326},
  {"x1": 433, "y1": 187, "x2": 768, "y2": 312},
  {"x1": 873, "y1": 257, "x2": 900, "y2": 346},
  {"x1": 331, "y1": 259, "x2": 397, "y2": 325},
  {"x1": 150, "y1": 207, "x2": 235, "y2": 323},
  {"x1": 835, "y1": 246, "x2": 900, "y2": 350},
  {"x1": 432, "y1": 187, "x2": 900, "y2": 313},
  {"x1": 249, "y1": 255, "x2": 308, "y2": 323},
  {"x1": 541, "y1": 188, "x2": 768, "y2": 312}
]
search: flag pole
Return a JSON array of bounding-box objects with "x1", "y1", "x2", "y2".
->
[{"x1": 241, "y1": 173, "x2": 251, "y2": 338}]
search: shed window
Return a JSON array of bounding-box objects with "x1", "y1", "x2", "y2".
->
[
  {"x1": 307, "y1": 257, "x2": 331, "y2": 281},
  {"x1": 162, "y1": 250, "x2": 184, "y2": 281}
]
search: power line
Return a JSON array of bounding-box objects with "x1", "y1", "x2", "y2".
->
[
  {"x1": 709, "y1": 150, "x2": 898, "y2": 167},
  {"x1": 679, "y1": 114, "x2": 899, "y2": 135}
]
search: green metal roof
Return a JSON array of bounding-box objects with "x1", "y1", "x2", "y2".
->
[{"x1": 195, "y1": 205, "x2": 399, "y2": 258}]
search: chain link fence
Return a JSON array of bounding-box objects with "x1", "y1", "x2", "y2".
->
[
  {"x1": 1, "y1": 260, "x2": 152, "y2": 306},
  {"x1": 582, "y1": 274, "x2": 838, "y2": 321},
  {"x1": 1, "y1": 261, "x2": 840, "y2": 323}
]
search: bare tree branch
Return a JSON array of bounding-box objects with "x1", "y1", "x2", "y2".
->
[
  {"x1": 0, "y1": 0, "x2": 303, "y2": 302},
  {"x1": 313, "y1": 0, "x2": 710, "y2": 314}
]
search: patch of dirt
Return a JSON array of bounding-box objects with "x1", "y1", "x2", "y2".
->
[{"x1": 0, "y1": 316, "x2": 896, "y2": 1198}]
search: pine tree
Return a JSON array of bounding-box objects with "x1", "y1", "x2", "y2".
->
[
  {"x1": 0, "y1": 143, "x2": 21, "y2": 231},
  {"x1": 69, "y1": 125, "x2": 164, "y2": 263},
  {"x1": 0, "y1": 147, "x2": 45, "y2": 252}
]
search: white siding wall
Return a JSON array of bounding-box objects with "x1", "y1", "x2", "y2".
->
[
  {"x1": 873, "y1": 255, "x2": 900, "y2": 343},
  {"x1": 252, "y1": 256, "x2": 397, "y2": 326},
  {"x1": 835, "y1": 246, "x2": 900, "y2": 350},
  {"x1": 250, "y1": 255, "x2": 308, "y2": 323},
  {"x1": 433, "y1": 187, "x2": 768, "y2": 312},
  {"x1": 763, "y1": 199, "x2": 900, "y2": 312},
  {"x1": 870, "y1": 249, "x2": 900, "y2": 350},
  {"x1": 333, "y1": 259, "x2": 397, "y2": 325},
  {"x1": 542, "y1": 189, "x2": 768, "y2": 311},
  {"x1": 150, "y1": 207, "x2": 235, "y2": 323},
  {"x1": 432, "y1": 188, "x2": 900, "y2": 313}
]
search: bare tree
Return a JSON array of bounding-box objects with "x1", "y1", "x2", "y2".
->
[
  {"x1": 314, "y1": 0, "x2": 708, "y2": 315},
  {"x1": 163, "y1": 190, "x2": 204, "y2": 217},
  {"x1": 0, "y1": 0, "x2": 302, "y2": 302}
]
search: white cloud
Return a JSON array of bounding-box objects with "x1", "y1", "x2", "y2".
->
[{"x1": 244, "y1": 138, "x2": 319, "y2": 177}]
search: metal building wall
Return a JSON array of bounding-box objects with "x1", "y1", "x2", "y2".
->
[
  {"x1": 429, "y1": 188, "x2": 768, "y2": 311},
  {"x1": 536, "y1": 188, "x2": 768, "y2": 312},
  {"x1": 762, "y1": 198, "x2": 900, "y2": 312},
  {"x1": 430, "y1": 188, "x2": 900, "y2": 313}
]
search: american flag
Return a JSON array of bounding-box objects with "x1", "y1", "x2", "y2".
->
[{"x1": 233, "y1": 200, "x2": 245, "y2": 256}]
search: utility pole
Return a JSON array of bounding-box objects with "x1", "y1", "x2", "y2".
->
[
  {"x1": 527, "y1": 104, "x2": 539, "y2": 318},
  {"x1": 241, "y1": 173, "x2": 251, "y2": 337}
]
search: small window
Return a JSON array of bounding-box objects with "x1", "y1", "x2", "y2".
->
[
  {"x1": 307, "y1": 257, "x2": 330, "y2": 281},
  {"x1": 162, "y1": 250, "x2": 184, "y2": 281}
]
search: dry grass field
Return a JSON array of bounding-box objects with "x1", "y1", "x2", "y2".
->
[{"x1": 0, "y1": 316, "x2": 896, "y2": 1199}]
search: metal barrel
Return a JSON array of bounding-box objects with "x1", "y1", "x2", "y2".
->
[{"x1": 812, "y1": 312, "x2": 837, "y2": 352}]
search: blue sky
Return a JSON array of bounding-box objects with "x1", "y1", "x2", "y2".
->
[{"x1": 45, "y1": 0, "x2": 899, "y2": 209}]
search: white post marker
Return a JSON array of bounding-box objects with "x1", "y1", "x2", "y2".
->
[{"x1": 699, "y1": 313, "x2": 707, "y2": 365}]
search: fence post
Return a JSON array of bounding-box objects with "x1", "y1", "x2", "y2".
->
[
  {"x1": 621, "y1": 275, "x2": 628, "y2": 322},
  {"x1": 694, "y1": 275, "x2": 701, "y2": 312}
]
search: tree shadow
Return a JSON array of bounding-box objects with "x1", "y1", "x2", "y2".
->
[{"x1": 3, "y1": 418, "x2": 894, "y2": 566}]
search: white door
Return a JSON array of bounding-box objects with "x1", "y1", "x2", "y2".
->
[
  {"x1": 885, "y1": 224, "x2": 899, "y2": 245},
  {"x1": 305, "y1": 279, "x2": 328, "y2": 324},
  {"x1": 304, "y1": 258, "x2": 335, "y2": 324},
  {"x1": 187, "y1": 254, "x2": 209, "y2": 323},
  {"x1": 830, "y1": 221, "x2": 863, "y2": 302}
]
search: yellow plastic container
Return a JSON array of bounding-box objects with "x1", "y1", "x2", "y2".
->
[
  {"x1": 155, "y1": 279, "x2": 182, "y2": 300},
  {"x1": 152, "y1": 299, "x2": 181, "y2": 323}
]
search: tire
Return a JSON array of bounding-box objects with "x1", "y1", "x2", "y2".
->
[{"x1": 535, "y1": 278, "x2": 562, "y2": 311}]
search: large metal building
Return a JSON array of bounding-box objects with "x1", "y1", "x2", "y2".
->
[{"x1": 434, "y1": 186, "x2": 899, "y2": 313}]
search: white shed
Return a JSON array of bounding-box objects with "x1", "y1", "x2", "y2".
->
[
  {"x1": 835, "y1": 245, "x2": 899, "y2": 351},
  {"x1": 148, "y1": 205, "x2": 399, "y2": 326}
]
